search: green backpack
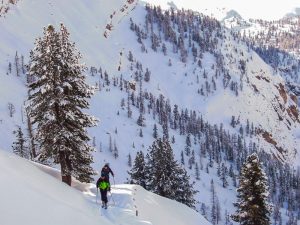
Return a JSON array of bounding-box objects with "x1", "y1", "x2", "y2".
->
[{"x1": 99, "y1": 181, "x2": 110, "y2": 190}]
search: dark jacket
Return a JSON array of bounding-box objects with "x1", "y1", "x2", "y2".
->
[
  {"x1": 96, "y1": 176, "x2": 110, "y2": 204},
  {"x1": 101, "y1": 165, "x2": 114, "y2": 181}
]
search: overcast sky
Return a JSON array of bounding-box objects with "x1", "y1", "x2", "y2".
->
[{"x1": 146, "y1": 0, "x2": 300, "y2": 20}]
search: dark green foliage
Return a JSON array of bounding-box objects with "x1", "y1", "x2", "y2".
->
[
  {"x1": 127, "y1": 153, "x2": 132, "y2": 167},
  {"x1": 12, "y1": 126, "x2": 29, "y2": 159},
  {"x1": 232, "y1": 153, "x2": 271, "y2": 225},
  {"x1": 211, "y1": 180, "x2": 221, "y2": 225},
  {"x1": 27, "y1": 24, "x2": 96, "y2": 185},
  {"x1": 195, "y1": 162, "x2": 200, "y2": 180},
  {"x1": 153, "y1": 123, "x2": 158, "y2": 138},
  {"x1": 145, "y1": 138, "x2": 197, "y2": 208},
  {"x1": 128, "y1": 151, "x2": 146, "y2": 187}
]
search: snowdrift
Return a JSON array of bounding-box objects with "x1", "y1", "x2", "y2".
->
[
  {"x1": 0, "y1": 150, "x2": 109, "y2": 225},
  {"x1": 0, "y1": 150, "x2": 211, "y2": 225}
]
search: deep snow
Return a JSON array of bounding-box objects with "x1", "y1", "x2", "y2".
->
[
  {"x1": 0, "y1": 0, "x2": 299, "y2": 224},
  {"x1": 0, "y1": 149, "x2": 211, "y2": 225}
]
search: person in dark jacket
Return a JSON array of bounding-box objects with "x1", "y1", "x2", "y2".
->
[
  {"x1": 96, "y1": 175, "x2": 110, "y2": 209},
  {"x1": 101, "y1": 163, "x2": 114, "y2": 183}
]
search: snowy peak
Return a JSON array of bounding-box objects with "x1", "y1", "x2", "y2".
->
[
  {"x1": 284, "y1": 7, "x2": 300, "y2": 18},
  {"x1": 220, "y1": 9, "x2": 250, "y2": 29},
  {"x1": 222, "y1": 9, "x2": 243, "y2": 21},
  {"x1": 186, "y1": 6, "x2": 250, "y2": 30}
]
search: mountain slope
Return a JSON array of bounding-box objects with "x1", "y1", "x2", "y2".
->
[
  {"x1": 0, "y1": 0, "x2": 298, "y2": 163},
  {"x1": 0, "y1": 149, "x2": 211, "y2": 225},
  {"x1": 0, "y1": 150, "x2": 108, "y2": 225},
  {"x1": 221, "y1": 13, "x2": 300, "y2": 111},
  {"x1": 0, "y1": 0, "x2": 300, "y2": 224}
]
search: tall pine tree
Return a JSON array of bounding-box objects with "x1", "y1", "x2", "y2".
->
[
  {"x1": 232, "y1": 153, "x2": 271, "y2": 225},
  {"x1": 27, "y1": 24, "x2": 97, "y2": 186},
  {"x1": 128, "y1": 151, "x2": 147, "y2": 187},
  {"x1": 145, "y1": 138, "x2": 197, "y2": 208}
]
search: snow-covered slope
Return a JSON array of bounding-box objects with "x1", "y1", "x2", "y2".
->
[
  {"x1": 0, "y1": 0, "x2": 299, "y2": 163},
  {"x1": 221, "y1": 10, "x2": 300, "y2": 58},
  {"x1": 0, "y1": 149, "x2": 211, "y2": 225},
  {"x1": 221, "y1": 12, "x2": 300, "y2": 111},
  {"x1": 0, "y1": 149, "x2": 107, "y2": 225},
  {"x1": 0, "y1": 0, "x2": 300, "y2": 223}
]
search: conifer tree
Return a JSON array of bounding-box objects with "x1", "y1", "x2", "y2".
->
[
  {"x1": 8, "y1": 62, "x2": 12, "y2": 74},
  {"x1": 232, "y1": 153, "x2": 271, "y2": 225},
  {"x1": 128, "y1": 151, "x2": 147, "y2": 187},
  {"x1": 144, "y1": 68, "x2": 150, "y2": 82},
  {"x1": 15, "y1": 51, "x2": 20, "y2": 77},
  {"x1": 180, "y1": 150, "x2": 185, "y2": 165},
  {"x1": 220, "y1": 163, "x2": 228, "y2": 188},
  {"x1": 109, "y1": 134, "x2": 113, "y2": 152},
  {"x1": 127, "y1": 92, "x2": 132, "y2": 118},
  {"x1": 12, "y1": 126, "x2": 29, "y2": 159},
  {"x1": 153, "y1": 123, "x2": 158, "y2": 138},
  {"x1": 210, "y1": 179, "x2": 221, "y2": 225},
  {"x1": 127, "y1": 153, "x2": 132, "y2": 167},
  {"x1": 139, "y1": 128, "x2": 143, "y2": 137},
  {"x1": 137, "y1": 113, "x2": 145, "y2": 127},
  {"x1": 195, "y1": 162, "x2": 200, "y2": 180},
  {"x1": 113, "y1": 140, "x2": 119, "y2": 159},
  {"x1": 145, "y1": 138, "x2": 197, "y2": 208},
  {"x1": 171, "y1": 135, "x2": 175, "y2": 143},
  {"x1": 201, "y1": 203, "x2": 207, "y2": 219},
  {"x1": 27, "y1": 24, "x2": 97, "y2": 185}
]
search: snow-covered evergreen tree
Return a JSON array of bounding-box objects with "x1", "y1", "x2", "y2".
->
[
  {"x1": 210, "y1": 179, "x2": 221, "y2": 225},
  {"x1": 232, "y1": 153, "x2": 271, "y2": 225},
  {"x1": 128, "y1": 151, "x2": 146, "y2": 187},
  {"x1": 145, "y1": 138, "x2": 197, "y2": 208},
  {"x1": 127, "y1": 153, "x2": 132, "y2": 167},
  {"x1": 12, "y1": 126, "x2": 29, "y2": 159},
  {"x1": 220, "y1": 163, "x2": 228, "y2": 188},
  {"x1": 153, "y1": 123, "x2": 158, "y2": 138},
  {"x1": 113, "y1": 139, "x2": 119, "y2": 159},
  {"x1": 195, "y1": 162, "x2": 200, "y2": 180},
  {"x1": 27, "y1": 24, "x2": 97, "y2": 186}
]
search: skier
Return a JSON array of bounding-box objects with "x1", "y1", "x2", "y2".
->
[
  {"x1": 96, "y1": 175, "x2": 110, "y2": 209},
  {"x1": 101, "y1": 163, "x2": 114, "y2": 188}
]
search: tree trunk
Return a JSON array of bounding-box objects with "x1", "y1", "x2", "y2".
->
[
  {"x1": 62, "y1": 174, "x2": 72, "y2": 186},
  {"x1": 25, "y1": 106, "x2": 37, "y2": 158},
  {"x1": 60, "y1": 152, "x2": 72, "y2": 186}
]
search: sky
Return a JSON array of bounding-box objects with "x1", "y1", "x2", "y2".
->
[{"x1": 146, "y1": 0, "x2": 300, "y2": 20}]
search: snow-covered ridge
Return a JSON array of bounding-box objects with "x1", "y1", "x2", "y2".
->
[
  {"x1": 0, "y1": 149, "x2": 211, "y2": 225},
  {"x1": 0, "y1": 0, "x2": 19, "y2": 17},
  {"x1": 284, "y1": 7, "x2": 300, "y2": 18}
]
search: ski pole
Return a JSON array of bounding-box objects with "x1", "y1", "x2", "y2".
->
[
  {"x1": 96, "y1": 187, "x2": 99, "y2": 204},
  {"x1": 113, "y1": 176, "x2": 116, "y2": 188},
  {"x1": 109, "y1": 190, "x2": 115, "y2": 206}
]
